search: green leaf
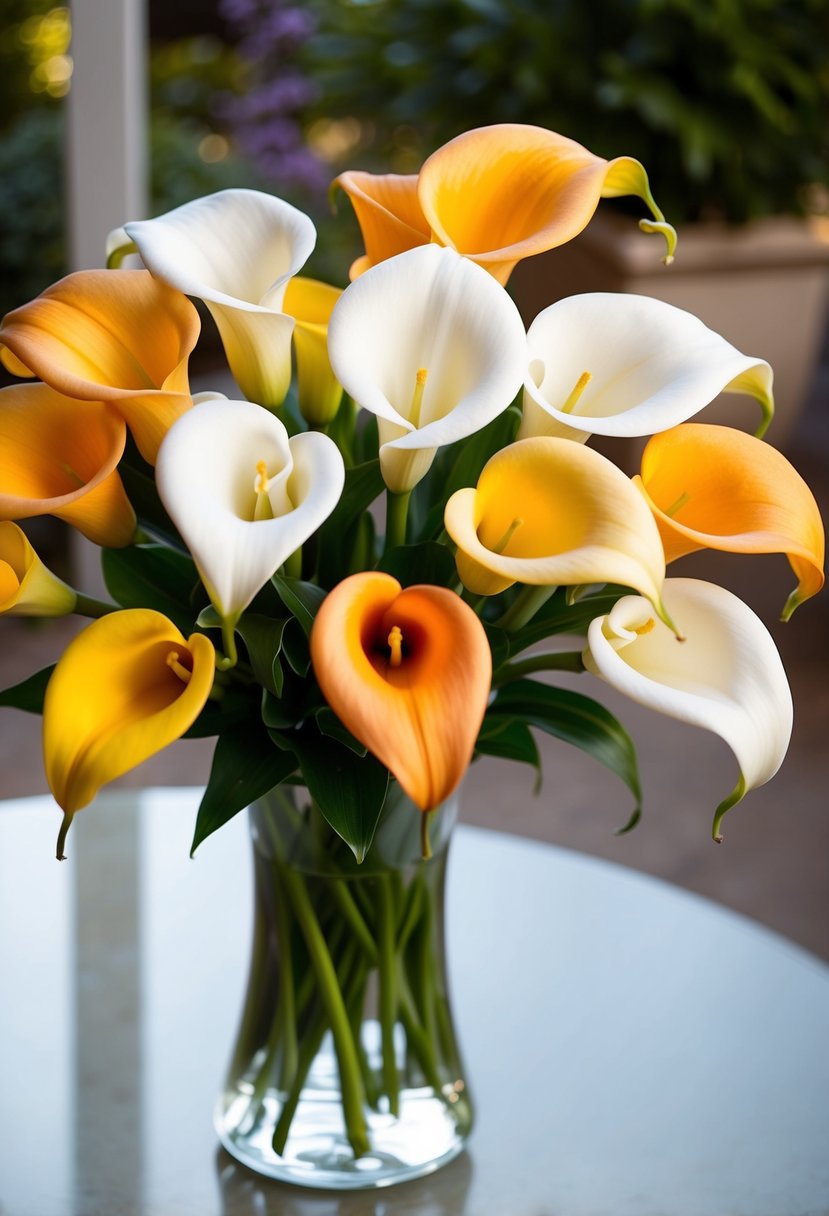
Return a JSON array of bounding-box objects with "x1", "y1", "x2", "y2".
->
[
  {"x1": 314, "y1": 706, "x2": 368, "y2": 756},
  {"x1": 377, "y1": 541, "x2": 457, "y2": 588},
  {"x1": 182, "y1": 687, "x2": 256, "y2": 738},
  {"x1": 0, "y1": 665, "x2": 54, "y2": 713},
  {"x1": 118, "y1": 456, "x2": 183, "y2": 547},
  {"x1": 235, "y1": 614, "x2": 289, "y2": 697},
  {"x1": 476, "y1": 716, "x2": 541, "y2": 778},
  {"x1": 316, "y1": 458, "x2": 384, "y2": 586},
  {"x1": 292, "y1": 730, "x2": 389, "y2": 863},
  {"x1": 102, "y1": 545, "x2": 201, "y2": 633},
  {"x1": 484, "y1": 622, "x2": 510, "y2": 672},
  {"x1": 507, "y1": 587, "x2": 625, "y2": 654},
  {"x1": 281, "y1": 616, "x2": 311, "y2": 676},
  {"x1": 272, "y1": 575, "x2": 327, "y2": 636},
  {"x1": 190, "y1": 725, "x2": 297, "y2": 855},
  {"x1": 261, "y1": 688, "x2": 300, "y2": 730},
  {"x1": 489, "y1": 679, "x2": 641, "y2": 817}
]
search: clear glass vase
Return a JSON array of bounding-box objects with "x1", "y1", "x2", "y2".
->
[{"x1": 215, "y1": 781, "x2": 472, "y2": 1190}]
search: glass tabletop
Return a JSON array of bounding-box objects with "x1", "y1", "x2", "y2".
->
[{"x1": 1, "y1": 788, "x2": 828, "y2": 1216}]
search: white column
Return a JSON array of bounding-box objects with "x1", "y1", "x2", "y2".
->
[
  {"x1": 67, "y1": 0, "x2": 149, "y2": 269},
  {"x1": 66, "y1": 0, "x2": 149, "y2": 590}
]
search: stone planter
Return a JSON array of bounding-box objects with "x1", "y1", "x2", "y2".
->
[{"x1": 510, "y1": 211, "x2": 829, "y2": 450}]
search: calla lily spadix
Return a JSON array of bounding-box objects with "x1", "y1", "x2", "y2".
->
[
  {"x1": 518, "y1": 293, "x2": 775, "y2": 444},
  {"x1": 583, "y1": 578, "x2": 793, "y2": 841},
  {"x1": 0, "y1": 522, "x2": 76, "y2": 617},
  {"x1": 327, "y1": 245, "x2": 527, "y2": 492},
  {"x1": 335, "y1": 124, "x2": 676, "y2": 285},
  {"x1": 0, "y1": 383, "x2": 136, "y2": 547},
  {"x1": 635, "y1": 424, "x2": 825, "y2": 620},
  {"x1": 0, "y1": 270, "x2": 199, "y2": 464},
  {"x1": 155, "y1": 397, "x2": 344, "y2": 654},
  {"x1": 444, "y1": 436, "x2": 673, "y2": 626},
  {"x1": 43, "y1": 609, "x2": 216, "y2": 856},
  {"x1": 109, "y1": 189, "x2": 330, "y2": 412},
  {"x1": 310, "y1": 572, "x2": 491, "y2": 813}
]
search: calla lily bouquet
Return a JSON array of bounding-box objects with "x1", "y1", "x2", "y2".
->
[
  {"x1": 0, "y1": 121, "x2": 825, "y2": 1178},
  {"x1": 0, "y1": 122, "x2": 824, "y2": 862}
]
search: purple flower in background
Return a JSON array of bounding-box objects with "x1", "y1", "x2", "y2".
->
[{"x1": 218, "y1": 0, "x2": 324, "y2": 198}]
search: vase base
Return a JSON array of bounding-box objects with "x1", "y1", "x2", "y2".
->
[{"x1": 216, "y1": 1083, "x2": 470, "y2": 1190}]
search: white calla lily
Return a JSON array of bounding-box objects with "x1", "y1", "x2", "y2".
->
[
  {"x1": 519, "y1": 293, "x2": 774, "y2": 444},
  {"x1": 583, "y1": 577, "x2": 793, "y2": 840},
  {"x1": 110, "y1": 190, "x2": 317, "y2": 409},
  {"x1": 156, "y1": 398, "x2": 344, "y2": 656},
  {"x1": 327, "y1": 245, "x2": 527, "y2": 491}
]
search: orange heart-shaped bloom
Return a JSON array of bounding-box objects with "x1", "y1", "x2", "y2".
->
[
  {"x1": 310, "y1": 572, "x2": 491, "y2": 811},
  {"x1": 636, "y1": 424, "x2": 825, "y2": 620},
  {"x1": 0, "y1": 269, "x2": 199, "y2": 463}
]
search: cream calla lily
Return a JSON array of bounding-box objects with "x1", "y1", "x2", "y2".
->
[
  {"x1": 0, "y1": 383, "x2": 136, "y2": 547},
  {"x1": 155, "y1": 397, "x2": 344, "y2": 635},
  {"x1": 444, "y1": 437, "x2": 669, "y2": 619},
  {"x1": 519, "y1": 293, "x2": 774, "y2": 444},
  {"x1": 111, "y1": 189, "x2": 318, "y2": 409},
  {"x1": 43, "y1": 609, "x2": 216, "y2": 852},
  {"x1": 0, "y1": 522, "x2": 76, "y2": 617},
  {"x1": 583, "y1": 578, "x2": 793, "y2": 839},
  {"x1": 327, "y1": 245, "x2": 527, "y2": 492}
]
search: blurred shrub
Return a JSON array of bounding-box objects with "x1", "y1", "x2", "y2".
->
[{"x1": 300, "y1": 0, "x2": 829, "y2": 224}]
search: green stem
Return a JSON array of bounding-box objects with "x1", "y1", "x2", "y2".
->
[
  {"x1": 396, "y1": 874, "x2": 424, "y2": 952},
  {"x1": 383, "y1": 489, "x2": 411, "y2": 555},
  {"x1": 327, "y1": 878, "x2": 378, "y2": 966},
  {"x1": 493, "y1": 649, "x2": 585, "y2": 686},
  {"x1": 272, "y1": 876, "x2": 298, "y2": 1089},
  {"x1": 73, "y1": 592, "x2": 118, "y2": 619},
  {"x1": 280, "y1": 868, "x2": 369, "y2": 1157},
  {"x1": 494, "y1": 584, "x2": 556, "y2": 632},
  {"x1": 378, "y1": 877, "x2": 399, "y2": 1116},
  {"x1": 283, "y1": 546, "x2": 302, "y2": 580}
]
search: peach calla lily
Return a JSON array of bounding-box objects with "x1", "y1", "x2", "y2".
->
[
  {"x1": 444, "y1": 437, "x2": 671, "y2": 622},
  {"x1": 0, "y1": 270, "x2": 199, "y2": 464},
  {"x1": 43, "y1": 609, "x2": 216, "y2": 854},
  {"x1": 0, "y1": 383, "x2": 136, "y2": 547},
  {"x1": 110, "y1": 189, "x2": 331, "y2": 412},
  {"x1": 336, "y1": 124, "x2": 676, "y2": 285},
  {"x1": 327, "y1": 245, "x2": 527, "y2": 492},
  {"x1": 635, "y1": 424, "x2": 825, "y2": 620},
  {"x1": 583, "y1": 578, "x2": 793, "y2": 840},
  {"x1": 519, "y1": 294, "x2": 774, "y2": 444},
  {"x1": 156, "y1": 397, "x2": 344, "y2": 645},
  {"x1": 310, "y1": 572, "x2": 491, "y2": 812},
  {"x1": 331, "y1": 172, "x2": 430, "y2": 279},
  {"x1": 0, "y1": 522, "x2": 76, "y2": 617}
]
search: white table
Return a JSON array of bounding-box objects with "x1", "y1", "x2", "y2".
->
[{"x1": 1, "y1": 788, "x2": 828, "y2": 1215}]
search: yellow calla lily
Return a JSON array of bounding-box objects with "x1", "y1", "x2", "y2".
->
[
  {"x1": 0, "y1": 522, "x2": 76, "y2": 617},
  {"x1": 43, "y1": 609, "x2": 216, "y2": 854},
  {"x1": 283, "y1": 276, "x2": 344, "y2": 426},
  {"x1": 336, "y1": 125, "x2": 675, "y2": 285},
  {"x1": 332, "y1": 171, "x2": 431, "y2": 279},
  {"x1": 0, "y1": 383, "x2": 136, "y2": 547},
  {"x1": 444, "y1": 437, "x2": 670, "y2": 621},
  {"x1": 0, "y1": 270, "x2": 199, "y2": 464},
  {"x1": 310, "y1": 572, "x2": 491, "y2": 812},
  {"x1": 635, "y1": 424, "x2": 825, "y2": 620}
]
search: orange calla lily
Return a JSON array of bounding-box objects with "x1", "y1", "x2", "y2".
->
[
  {"x1": 0, "y1": 383, "x2": 136, "y2": 546},
  {"x1": 43, "y1": 609, "x2": 216, "y2": 855},
  {"x1": 636, "y1": 424, "x2": 825, "y2": 620},
  {"x1": 335, "y1": 124, "x2": 676, "y2": 285},
  {"x1": 0, "y1": 270, "x2": 200, "y2": 464},
  {"x1": 310, "y1": 572, "x2": 491, "y2": 812},
  {"x1": 332, "y1": 172, "x2": 431, "y2": 280}
]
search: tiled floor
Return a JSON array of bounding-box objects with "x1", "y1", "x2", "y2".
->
[{"x1": 2, "y1": 372, "x2": 827, "y2": 960}]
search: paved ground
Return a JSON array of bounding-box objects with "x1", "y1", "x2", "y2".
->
[{"x1": 2, "y1": 368, "x2": 827, "y2": 960}]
